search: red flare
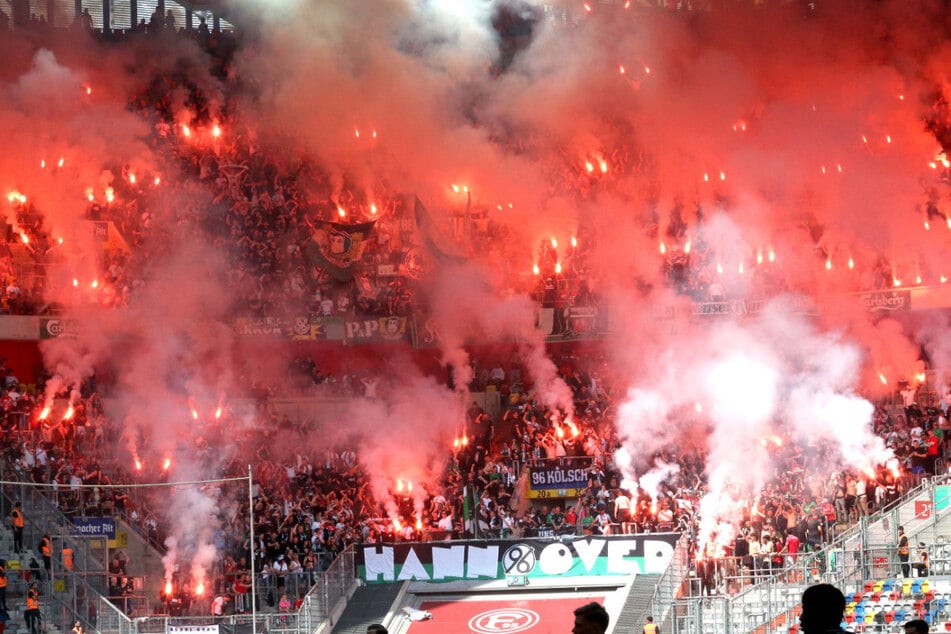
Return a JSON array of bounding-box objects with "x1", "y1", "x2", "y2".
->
[
  {"x1": 393, "y1": 518, "x2": 402, "y2": 531},
  {"x1": 164, "y1": 580, "x2": 172, "y2": 596},
  {"x1": 215, "y1": 406, "x2": 222, "y2": 419},
  {"x1": 39, "y1": 406, "x2": 51, "y2": 420},
  {"x1": 191, "y1": 409, "x2": 199, "y2": 420},
  {"x1": 887, "y1": 458, "x2": 900, "y2": 479},
  {"x1": 415, "y1": 518, "x2": 422, "y2": 530},
  {"x1": 63, "y1": 405, "x2": 74, "y2": 420},
  {"x1": 162, "y1": 458, "x2": 171, "y2": 471},
  {"x1": 211, "y1": 124, "x2": 222, "y2": 138},
  {"x1": 135, "y1": 459, "x2": 142, "y2": 471},
  {"x1": 194, "y1": 581, "x2": 205, "y2": 596}
]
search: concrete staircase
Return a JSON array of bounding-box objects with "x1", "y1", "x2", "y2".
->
[
  {"x1": 330, "y1": 582, "x2": 405, "y2": 634},
  {"x1": 0, "y1": 523, "x2": 54, "y2": 634},
  {"x1": 612, "y1": 574, "x2": 661, "y2": 634}
]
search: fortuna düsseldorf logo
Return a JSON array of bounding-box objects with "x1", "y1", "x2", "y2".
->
[{"x1": 468, "y1": 608, "x2": 541, "y2": 633}]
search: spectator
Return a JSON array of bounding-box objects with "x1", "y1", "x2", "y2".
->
[
  {"x1": 572, "y1": 602, "x2": 609, "y2": 634},
  {"x1": 798, "y1": 584, "x2": 847, "y2": 634}
]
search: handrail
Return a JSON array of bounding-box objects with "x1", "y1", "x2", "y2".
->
[{"x1": 647, "y1": 532, "x2": 691, "y2": 631}]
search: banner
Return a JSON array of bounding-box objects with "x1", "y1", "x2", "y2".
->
[
  {"x1": 168, "y1": 626, "x2": 219, "y2": 634},
  {"x1": 233, "y1": 316, "x2": 285, "y2": 337},
  {"x1": 528, "y1": 465, "x2": 590, "y2": 499},
  {"x1": 358, "y1": 534, "x2": 678, "y2": 584},
  {"x1": 859, "y1": 290, "x2": 910, "y2": 312},
  {"x1": 70, "y1": 517, "x2": 116, "y2": 539},
  {"x1": 345, "y1": 316, "x2": 410, "y2": 344},
  {"x1": 39, "y1": 318, "x2": 81, "y2": 339},
  {"x1": 303, "y1": 220, "x2": 376, "y2": 283},
  {"x1": 287, "y1": 315, "x2": 344, "y2": 340}
]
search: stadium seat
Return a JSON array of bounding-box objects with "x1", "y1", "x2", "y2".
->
[
  {"x1": 943, "y1": 622, "x2": 951, "y2": 632},
  {"x1": 874, "y1": 581, "x2": 885, "y2": 593},
  {"x1": 865, "y1": 581, "x2": 876, "y2": 593}
]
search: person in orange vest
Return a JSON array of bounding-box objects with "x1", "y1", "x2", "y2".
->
[
  {"x1": 24, "y1": 582, "x2": 40, "y2": 634},
  {"x1": 38, "y1": 535, "x2": 51, "y2": 579},
  {"x1": 62, "y1": 546, "x2": 73, "y2": 572},
  {"x1": 0, "y1": 560, "x2": 8, "y2": 611},
  {"x1": 9, "y1": 503, "x2": 24, "y2": 554},
  {"x1": 643, "y1": 616, "x2": 660, "y2": 634}
]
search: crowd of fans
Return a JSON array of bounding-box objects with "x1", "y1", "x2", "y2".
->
[
  {"x1": 1, "y1": 345, "x2": 949, "y2": 614},
  {"x1": 0, "y1": 2, "x2": 949, "y2": 624}
]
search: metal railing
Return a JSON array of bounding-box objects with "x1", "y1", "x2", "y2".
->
[
  {"x1": 647, "y1": 532, "x2": 691, "y2": 632},
  {"x1": 665, "y1": 474, "x2": 951, "y2": 634},
  {"x1": 130, "y1": 547, "x2": 358, "y2": 634}
]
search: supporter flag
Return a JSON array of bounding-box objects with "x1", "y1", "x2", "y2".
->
[
  {"x1": 411, "y1": 196, "x2": 467, "y2": 265},
  {"x1": 303, "y1": 220, "x2": 376, "y2": 283}
]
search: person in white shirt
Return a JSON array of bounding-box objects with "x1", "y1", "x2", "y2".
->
[
  {"x1": 437, "y1": 511, "x2": 453, "y2": 532},
  {"x1": 855, "y1": 477, "x2": 868, "y2": 516},
  {"x1": 749, "y1": 537, "x2": 762, "y2": 576}
]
